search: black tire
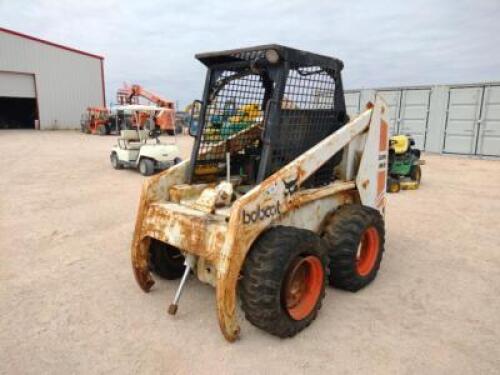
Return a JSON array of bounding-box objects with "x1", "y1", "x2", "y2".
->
[
  {"x1": 240, "y1": 226, "x2": 328, "y2": 338},
  {"x1": 410, "y1": 165, "x2": 422, "y2": 183},
  {"x1": 110, "y1": 152, "x2": 123, "y2": 170},
  {"x1": 97, "y1": 124, "x2": 107, "y2": 136},
  {"x1": 386, "y1": 177, "x2": 400, "y2": 193},
  {"x1": 175, "y1": 119, "x2": 184, "y2": 134},
  {"x1": 322, "y1": 205, "x2": 385, "y2": 292},
  {"x1": 166, "y1": 129, "x2": 175, "y2": 136},
  {"x1": 173, "y1": 157, "x2": 182, "y2": 165},
  {"x1": 139, "y1": 158, "x2": 155, "y2": 176},
  {"x1": 148, "y1": 238, "x2": 185, "y2": 280}
]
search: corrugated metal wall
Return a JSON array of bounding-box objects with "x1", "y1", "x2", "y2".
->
[
  {"x1": 0, "y1": 30, "x2": 103, "y2": 129},
  {"x1": 346, "y1": 82, "x2": 500, "y2": 157}
]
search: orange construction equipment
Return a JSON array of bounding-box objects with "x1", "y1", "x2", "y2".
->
[
  {"x1": 116, "y1": 84, "x2": 139, "y2": 106},
  {"x1": 80, "y1": 106, "x2": 111, "y2": 135},
  {"x1": 117, "y1": 84, "x2": 176, "y2": 135}
]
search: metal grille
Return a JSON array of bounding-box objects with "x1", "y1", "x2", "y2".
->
[
  {"x1": 194, "y1": 71, "x2": 266, "y2": 182},
  {"x1": 270, "y1": 67, "x2": 342, "y2": 186},
  {"x1": 191, "y1": 47, "x2": 346, "y2": 186}
]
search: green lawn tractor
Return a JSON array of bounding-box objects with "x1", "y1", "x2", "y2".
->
[{"x1": 387, "y1": 135, "x2": 425, "y2": 193}]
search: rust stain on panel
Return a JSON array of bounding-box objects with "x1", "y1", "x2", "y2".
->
[{"x1": 379, "y1": 119, "x2": 388, "y2": 152}]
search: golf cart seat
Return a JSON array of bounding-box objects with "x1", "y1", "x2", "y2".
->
[
  {"x1": 119, "y1": 129, "x2": 148, "y2": 150},
  {"x1": 120, "y1": 129, "x2": 148, "y2": 141}
]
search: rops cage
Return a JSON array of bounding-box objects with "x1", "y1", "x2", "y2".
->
[{"x1": 188, "y1": 44, "x2": 348, "y2": 188}]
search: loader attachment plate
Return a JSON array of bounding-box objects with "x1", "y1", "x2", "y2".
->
[{"x1": 142, "y1": 202, "x2": 227, "y2": 261}]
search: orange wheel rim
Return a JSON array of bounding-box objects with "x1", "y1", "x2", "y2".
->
[
  {"x1": 356, "y1": 227, "x2": 380, "y2": 276},
  {"x1": 283, "y1": 255, "x2": 324, "y2": 321}
]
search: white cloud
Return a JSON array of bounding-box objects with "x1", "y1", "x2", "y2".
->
[{"x1": 1, "y1": 0, "x2": 499, "y2": 108}]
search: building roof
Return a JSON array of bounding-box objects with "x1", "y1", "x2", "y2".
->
[{"x1": 0, "y1": 27, "x2": 104, "y2": 60}]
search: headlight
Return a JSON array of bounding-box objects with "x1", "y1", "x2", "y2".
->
[{"x1": 265, "y1": 49, "x2": 280, "y2": 64}]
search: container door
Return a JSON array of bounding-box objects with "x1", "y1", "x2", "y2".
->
[
  {"x1": 443, "y1": 87, "x2": 483, "y2": 154},
  {"x1": 477, "y1": 86, "x2": 500, "y2": 157},
  {"x1": 344, "y1": 92, "x2": 361, "y2": 119},
  {"x1": 377, "y1": 90, "x2": 401, "y2": 135},
  {"x1": 398, "y1": 89, "x2": 431, "y2": 150}
]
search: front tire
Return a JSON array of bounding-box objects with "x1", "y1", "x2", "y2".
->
[
  {"x1": 110, "y1": 152, "x2": 122, "y2": 169},
  {"x1": 139, "y1": 158, "x2": 155, "y2": 176},
  {"x1": 322, "y1": 205, "x2": 385, "y2": 292},
  {"x1": 148, "y1": 238, "x2": 185, "y2": 280},
  {"x1": 97, "y1": 124, "x2": 107, "y2": 136},
  {"x1": 240, "y1": 226, "x2": 328, "y2": 338},
  {"x1": 387, "y1": 177, "x2": 401, "y2": 193}
]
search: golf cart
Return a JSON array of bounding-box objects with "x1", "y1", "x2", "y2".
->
[{"x1": 110, "y1": 105, "x2": 181, "y2": 176}]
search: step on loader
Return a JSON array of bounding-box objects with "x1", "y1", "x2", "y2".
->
[{"x1": 130, "y1": 45, "x2": 389, "y2": 342}]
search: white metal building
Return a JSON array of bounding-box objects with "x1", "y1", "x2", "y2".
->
[
  {"x1": 0, "y1": 27, "x2": 105, "y2": 130},
  {"x1": 345, "y1": 82, "x2": 500, "y2": 157}
]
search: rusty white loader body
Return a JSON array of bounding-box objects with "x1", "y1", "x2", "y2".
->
[{"x1": 131, "y1": 45, "x2": 389, "y2": 342}]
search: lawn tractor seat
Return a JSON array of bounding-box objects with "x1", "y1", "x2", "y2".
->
[{"x1": 390, "y1": 135, "x2": 411, "y2": 155}]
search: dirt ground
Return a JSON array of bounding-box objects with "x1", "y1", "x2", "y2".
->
[{"x1": 1, "y1": 130, "x2": 499, "y2": 375}]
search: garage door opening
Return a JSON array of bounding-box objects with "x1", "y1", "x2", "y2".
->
[{"x1": 0, "y1": 97, "x2": 38, "y2": 129}]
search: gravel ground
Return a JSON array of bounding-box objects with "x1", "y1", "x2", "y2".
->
[{"x1": 1, "y1": 130, "x2": 499, "y2": 375}]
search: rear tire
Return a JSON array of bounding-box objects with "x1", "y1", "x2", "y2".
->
[
  {"x1": 139, "y1": 158, "x2": 155, "y2": 176},
  {"x1": 322, "y1": 205, "x2": 385, "y2": 292},
  {"x1": 410, "y1": 165, "x2": 422, "y2": 183},
  {"x1": 240, "y1": 226, "x2": 328, "y2": 338},
  {"x1": 148, "y1": 238, "x2": 185, "y2": 280},
  {"x1": 166, "y1": 129, "x2": 175, "y2": 136}
]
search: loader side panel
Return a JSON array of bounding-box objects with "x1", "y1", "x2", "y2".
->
[{"x1": 355, "y1": 98, "x2": 389, "y2": 211}]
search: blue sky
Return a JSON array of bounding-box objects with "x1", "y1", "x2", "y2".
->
[{"x1": 1, "y1": 0, "x2": 499, "y2": 108}]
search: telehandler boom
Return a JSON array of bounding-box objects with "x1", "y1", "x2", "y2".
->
[{"x1": 118, "y1": 83, "x2": 176, "y2": 134}]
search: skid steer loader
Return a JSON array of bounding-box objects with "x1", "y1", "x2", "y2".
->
[{"x1": 130, "y1": 45, "x2": 389, "y2": 342}]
